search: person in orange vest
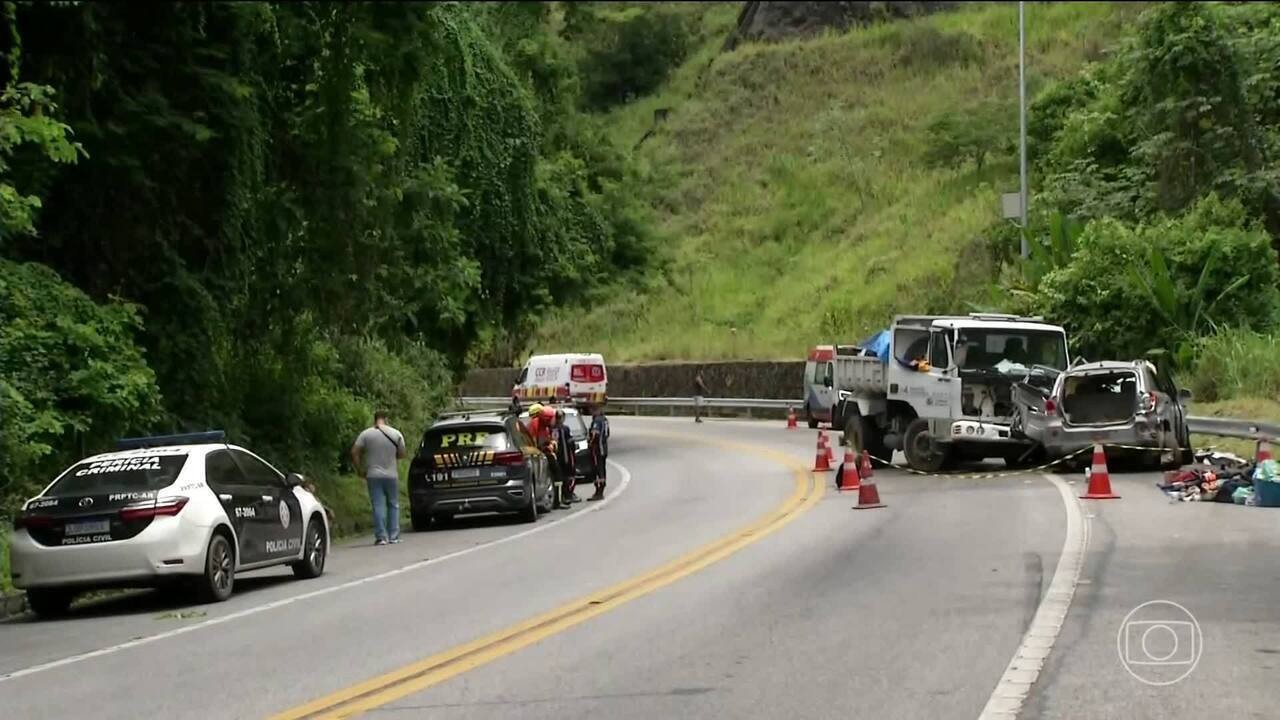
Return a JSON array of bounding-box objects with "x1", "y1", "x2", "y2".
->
[
  {"x1": 527, "y1": 404, "x2": 566, "y2": 508},
  {"x1": 525, "y1": 402, "x2": 546, "y2": 436}
]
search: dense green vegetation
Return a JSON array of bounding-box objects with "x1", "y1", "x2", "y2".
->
[
  {"x1": 1008, "y1": 2, "x2": 1280, "y2": 394},
  {"x1": 0, "y1": 1, "x2": 660, "y2": 560},
  {"x1": 534, "y1": 2, "x2": 1147, "y2": 359},
  {"x1": 537, "y1": 2, "x2": 1279, "y2": 415},
  {"x1": 5, "y1": 1, "x2": 1280, "y2": 593}
]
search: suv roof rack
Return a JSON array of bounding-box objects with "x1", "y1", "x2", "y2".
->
[
  {"x1": 115, "y1": 430, "x2": 227, "y2": 450},
  {"x1": 966, "y1": 312, "x2": 1047, "y2": 322},
  {"x1": 437, "y1": 408, "x2": 505, "y2": 417}
]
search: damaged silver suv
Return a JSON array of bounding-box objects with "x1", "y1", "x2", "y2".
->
[{"x1": 1012, "y1": 360, "x2": 1194, "y2": 469}]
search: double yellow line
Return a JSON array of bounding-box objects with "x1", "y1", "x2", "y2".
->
[{"x1": 271, "y1": 434, "x2": 822, "y2": 720}]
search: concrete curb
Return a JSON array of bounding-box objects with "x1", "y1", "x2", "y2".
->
[{"x1": 0, "y1": 591, "x2": 27, "y2": 620}]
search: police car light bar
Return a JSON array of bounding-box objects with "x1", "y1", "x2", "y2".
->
[{"x1": 114, "y1": 430, "x2": 227, "y2": 450}]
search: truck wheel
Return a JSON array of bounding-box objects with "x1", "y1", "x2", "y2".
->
[
  {"x1": 1004, "y1": 445, "x2": 1046, "y2": 468},
  {"x1": 806, "y1": 405, "x2": 818, "y2": 430},
  {"x1": 845, "y1": 414, "x2": 891, "y2": 467},
  {"x1": 903, "y1": 418, "x2": 950, "y2": 474},
  {"x1": 1003, "y1": 447, "x2": 1033, "y2": 468}
]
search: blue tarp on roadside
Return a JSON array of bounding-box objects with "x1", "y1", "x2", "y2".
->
[{"x1": 858, "y1": 330, "x2": 891, "y2": 364}]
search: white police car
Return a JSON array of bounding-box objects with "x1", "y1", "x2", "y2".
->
[{"x1": 8, "y1": 432, "x2": 329, "y2": 618}]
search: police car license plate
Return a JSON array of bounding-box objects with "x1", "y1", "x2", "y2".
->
[
  {"x1": 452, "y1": 468, "x2": 480, "y2": 479},
  {"x1": 65, "y1": 519, "x2": 110, "y2": 536}
]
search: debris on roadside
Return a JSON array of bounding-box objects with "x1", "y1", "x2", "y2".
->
[{"x1": 1155, "y1": 448, "x2": 1279, "y2": 507}]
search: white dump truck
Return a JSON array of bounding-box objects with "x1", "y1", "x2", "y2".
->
[{"x1": 834, "y1": 313, "x2": 1071, "y2": 472}]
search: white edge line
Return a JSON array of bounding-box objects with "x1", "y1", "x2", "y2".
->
[
  {"x1": 0, "y1": 460, "x2": 633, "y2": 683},
  {"x1": 977, "y1": 473, "x2": 1090, "y2": 720}
]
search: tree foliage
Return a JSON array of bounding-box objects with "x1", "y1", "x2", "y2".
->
[
  {"x1": 566, "y1": 3, "x2": 692, "y2": 111},
  {"x1": 0, "y1": 259, "x2": 161, "y2": 516},
  {"x1": 1032, "y1": 2, "x2": 1280, "y2": 235},
  {"x1": 923, "y1": 100, "x2": 1014, "y2": 172},
  {"x1": 993, "y1": 2, "x2": 1280, "y2": 371},
  {"x1": 0, "y1": 2, "x2": 656, "y2": 518},
  {"x1": 0, "y1": 1, "x2": 83, "y2": 242},
  {"x1": 1036, "y1": 195, "x2": 1280, "y2": 365}
]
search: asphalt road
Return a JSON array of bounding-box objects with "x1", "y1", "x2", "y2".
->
[{"x1": 2, "y1": 418, "x2": 1278, "y2": 719}]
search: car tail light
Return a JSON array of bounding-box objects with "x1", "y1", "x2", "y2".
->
[
  {"x1": 493, "y1": 451, "x2": 526, "y2": 467},
  {"x1": 13, "y1": 514, "x2": 54, "y2": 531},
  {"x1": 1044, "y1": 398, "x2": 1057, "y2": 415},
  {"x1": 1140, "y1": 392, "x2": 1158, "y2": 414},
  {"x1": 120, "y1": 496, "x2": 189, "y2": 522}
]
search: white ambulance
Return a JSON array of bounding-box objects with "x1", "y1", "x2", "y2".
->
[{"x1": 513, "y1": 353, "x2": 608, "y2": 407}]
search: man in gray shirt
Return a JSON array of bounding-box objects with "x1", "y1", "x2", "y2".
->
[{"x1": 351, "y1": 411, "x2": 407, "y2": 545}]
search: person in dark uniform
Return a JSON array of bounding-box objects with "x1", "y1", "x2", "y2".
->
[
  {"x1": 587, "y1": 405, "x2": 610, "y2": 501},
  {"x1": 694, "y1": 368, "x2": 709, "y2": 423},
  {"x1": 554, "y1": 408, "x2": 579, "y2": 504}
]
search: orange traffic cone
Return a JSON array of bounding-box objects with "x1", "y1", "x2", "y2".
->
[
  {"x1": 786, "y1": 406, "x2": 798, "y2": 430},
  {"x1": 1080, "y1": 444, "x2": 1120, "y2": 499},
  {"x1": 859, "y1": 449, "x2": 875, "y2": 479},
  {"x1": 838, "y1": 446, "x2": 860, "y2": 492},
  {"x1": 813, "y1": 433, "x2": 832, "y2": 472},
  {"x1": 852, "y1": 480, "x2": 886, "y2": 510},
  {"x1": 1257, "y1": 440, "x2": 1273, "y2": 465},
  {"x1": 823, "y1": 432, "x2": 835, "y2": 464}
]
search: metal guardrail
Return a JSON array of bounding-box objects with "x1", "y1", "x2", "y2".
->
[
  {"x1": 457, "y1": 396, "x2": 801, "y2": 410},
  {"x1": 456, "y1": 396, "x2": 1279, "y2": 442},
  {"x1": 1186, "y1": 416, "x2": 1280, "y2": 443}
]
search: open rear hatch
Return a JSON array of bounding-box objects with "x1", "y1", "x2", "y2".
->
[{"x1": 1061, "y1": 370, "x2": 1137, "y2": 426}]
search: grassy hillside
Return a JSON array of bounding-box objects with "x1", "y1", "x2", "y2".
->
[{"x1": 533, "y1": 2, "x2": 1145, "y2": 361}]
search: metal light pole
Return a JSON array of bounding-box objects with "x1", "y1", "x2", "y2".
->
[{"x1": 1018, "y1": 1, "x2": 1029, "y2": 258}]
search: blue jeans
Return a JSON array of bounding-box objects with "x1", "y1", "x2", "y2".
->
[{"x1": 367, "y1": 475, "x2": 400, "y2": 541}]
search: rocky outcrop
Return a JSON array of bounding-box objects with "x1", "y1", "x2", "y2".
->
[{"x1": 724, "y1": 1, "x2": 958, "y2": 49}]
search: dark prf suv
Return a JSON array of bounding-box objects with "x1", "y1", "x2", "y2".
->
[{"x1": 407, "y1": 413, "x2": 553, "y2": 530}]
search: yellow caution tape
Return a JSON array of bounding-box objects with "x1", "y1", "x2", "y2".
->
[{"x1": 856, "y1": 441, "x2": 1204, "y2": 480}]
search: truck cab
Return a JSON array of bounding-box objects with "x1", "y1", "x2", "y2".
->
[
  {"x1": 802, "y1": 345, "x2": 836, "y2": 428},
  {"x1": 838, "y1": 313, "x2": 1071, "y2": 472}
]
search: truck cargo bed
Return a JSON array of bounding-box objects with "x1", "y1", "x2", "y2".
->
[{"x1": 834, "y1": 355, "x2": 886, "y2": 394}]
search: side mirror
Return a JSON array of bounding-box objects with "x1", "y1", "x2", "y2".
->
[
  {"x1": 286, "y1": 472, "x2": 305, "y2": 488},
  {"x1": 1177, "y1": 388, "x2": 1193, "y2": 402}
]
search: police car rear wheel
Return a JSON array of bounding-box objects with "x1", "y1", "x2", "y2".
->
[
  {"x1": 197, "y1": 533, "x2": 235, "y2": 603},
  {"x1": 520, "y1": 480, "x2": 539, "y2": 523},
  {"x1": 292, "y1": 518, "x2": 326, "y2": 579},
  {"x1": 411, "y1": 512, "x2": 432, "y2": 532},
  {"x1": 27, "y1": 588, "x2": 75, "y2": 619},
  {"x1": 543, "y1": 480, "x2": 555, "y2": 511}
]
